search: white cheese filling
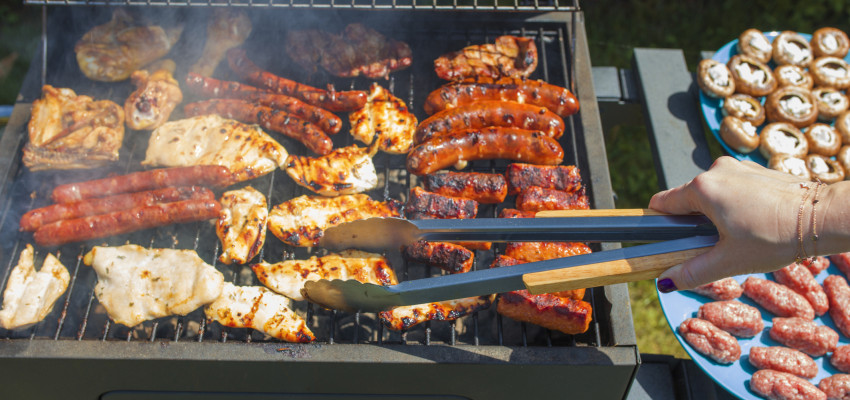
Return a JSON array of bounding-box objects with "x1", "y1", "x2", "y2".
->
[
  {"x1": 767, "y1": 130, "x2": 800, "y2": 153},
  {"x1": 781, "y1": 40, "x2": 811, "y2": 64},
  {"x1": 750, "y1": 35, "x2": 772, "y2": 53},
  {"x1": 708, "y1": 63, "x2": 730, "y2": 86},
  {"x1": 810, "y1": 125, "x2": 836, "y2": 146},
  {"x1": 783, "y1": 157, "x2": 809, "y2": 177},
  {"x1": 735, "y1": 63, "x2": 766, "y2": 84},
  {"x1": 779, "y1": 67, "x2": 804, "y2": 84},
  {"x1": 780, "y1": 95, "x2": 812, "y2": 117},
  {"x1": 809, "y1": 156, "x2": 830, "y2": 174},
  {"x1": 730, "y1": 98, "x2": 756, "y2": 117},
  {"x1": 822, "y1": 90, "x2": 846, "y2": 106},
  {"x1": 822, "y1": 34, "x2": 839, "y2": 52},
  {"x1": 742, "y1": 121, "x2": 757, "y2": 137},
  {"x1": 821, "y1": 63, "x2": 848, "y2": 80}
]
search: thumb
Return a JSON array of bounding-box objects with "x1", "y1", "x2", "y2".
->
[{"x1": 656, "y1": 247, "x2": 726, "y2": 292}]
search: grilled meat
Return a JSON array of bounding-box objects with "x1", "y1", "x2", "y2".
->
[
  {"x1": 190, "y1": 9, "x2": 252, "y2": 77},
  {"x1": 506, "y1": 163, "x2": 582, "y2": 195},
  {"x1": 267, "y1": 194, "x2": 402, "y2": 247},
  {"x1": 424, "y1": 77, "x2": 580, "y2": 119},
  {"x1": 504, "y1": 241, "x2": 592, "y2": 263},
  {"x1": 252, "y1": 250, "x2": 397, "y2": 302},
  {"x1": 83, "y1": 245, "x2": 224, "y2": 327},
  {"x1": 216, "y1": 186, "x2": 268, "y2": 265},
  {"x1": 498, "y1": 208, "x2": 537, "y2": 218},
  {"x1": 285, "y1": 23, "x2": 412, "y2": 79},
  {"x1": 402, "y1": 240, "x2": 474, "y2": 274},
  {"x1": 404, "y1": 186, "x2": 478, "y2": 220},
  {"x1": 124, "y1": 61, "x2": 182, "y2": 130},
  {"x1": 516, "y1": 186, "x2": 589, "y2": 212},
  {"x1": 0, "y1": 245, "x2": 69, "y2": 330},
  {"x1": 285, "y1": 145, "x2": 378, "y2": 197},
  {"x1": 74, "y1": 9, "x2": 183, "y2": 82},
  {"x1": 379, "y1": 295, "x2": 494, "y2": 331},
  {"x1": 349, "y1": 83, "x2": 417, "y2": 154},
  {"x1": 143, "y1": 114, "x2": 289, "y2": 183},
  {"x1": 434, "y1": 35, "x2": 538, "y2": 81},
  {"x1": 497, "y1": 291, "x2": 593, "y2": 335},
  {"x1": 415, "y1": 101, "x2": 564, "y2": 145},
  {"x1": 490, "y1": 255, "x2": 584, "y2": 300},
  {"x1": 204, "y1": 283, "x2": 314, "y2": 343},
  {"x1": 423, "y1": 171, "x2": 507, "y2": 204},
  {"x1": 24, "y1": 85, "x2": 124, "y2": 171}
]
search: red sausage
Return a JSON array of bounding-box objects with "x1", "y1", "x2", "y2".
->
[
  {"x1": 515, "y1": 186, "x2": 589, "y2": 212},
  {"x1": 423, "y1": 77, "x2": 580, "y2": 118},
  {"x1": 769, "y1": 317, "x2": 838, "y2": 357},
  {"x1": 227, "y1": 48, "x2": 366, "y2": 112},
  {"x1": 677, "y1": 318, "x2": 741, "y2": 364},
  {"x1": 402, "y1": 240, "x2": 474, "y2": 274},
  {"x1": 743, "y1": 276, "x2": 815, "y2": 320},
  {"x1": 505, "y1": 163, "x2": 582, "y2": 195},
  {"x1": 773, "y1": 263, "x2": 829, "y2": 316},
  {"x1": 825, "y1": 275, "x2": 850, "y2": 337},
  {"x1": 750, "y1": 369, "x2": 826, "y2": 400},
  {"x1": 414, "y1": 101, "x2": 564, "y2": 145},
  {"x1": 406, "y1": 127, "x2": 564, "y2": 176},
  {"x1": 21, "y1": 186, "x2": 213, "y2": 232},
  {"x1": 404, "y1": 187, "x2": 478, "y2": 220},
  {"x1": 691, "y1": 278, "x2": 744, "y2": 301},
  {"x1": 51, "y1": 166, "x2": 232, "y2": 204},
  {"x1": 33, "y1": 198, "x2": 221, "y2": 247},
  {"x1": 184, "y1": 99, "x2": 332, "y2": 155},
  {"x1": 423, "y1": 172, "x2": 507, "y2": 204},
  {"x1": 697, "y1": 300, "x2": 763, "y2": 338}
]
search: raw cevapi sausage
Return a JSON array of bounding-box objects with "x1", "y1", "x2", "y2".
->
[
  {"x1": 184, "y1": 73, "x2": 342, "y2": 135},
  {"x1": 749, "y1": 346, "x2": 818, "y2": 379},
  {"x1": 750, "y1": 370, "x2": 825, "y2": 400},
  {"x1": 33, "y1": 198, "x2": 221, "y2": 247},
  {"x1": 697, "y1": 300, "x2": 763, "y2": 338},
  {"x1": 424, "y1": 77, "x2": 580, "y2": 118},
  {"x1": 227, "y1": 48, "x2": 366, "y2": 112},
  {"x1": 769, "y1": 317, "x2": 838, "y2": 357},
  {"x1": 743, "y1": 276, "x2": 815, "y2": 320},
  {"x1": 51, "y1": 166, "x2": 232, "y2": 204},
  {"x1": 21, "y1": 186, "x2": 213, "y2": 231},
  {"x1": 678, "y1": 318, "x2": 741, "y2": 364},
  {"x1": 406, "y1": 127, "x2": 564, "y2": 176},
  {"x1": 773, "y1": 262, "x2": 829, "y2": 316},
  {"x1": 414, "y1": 101, "x2": 564, "y2": 145}
]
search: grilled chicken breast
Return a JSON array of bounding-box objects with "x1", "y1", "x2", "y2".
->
[
  {"x1": 285, "y1": 145, "x2": 378, "y2": 196},
  {"x1": 205, "y1": 283, "x2": 314, "y2": 342},
  {"x1": 83, "y1": 245, "x2": 224, "y2": 327},
  {"x1": 267, "y1": 194, "x2": 402, "y2": 247},
  {"x1": 143, "y1": 114, "x2": 289, "y2": 184},
  {"x1": 434, "y1": 35, "x2": 537, "y2": 81},
  {"x1": 216, "y1": 186, "x2": 268, "y2": 265},
  {"x1": 252, "y1": 250, "x2": 397, "y2": 301},
  {"x1": 124, "y1": 61, "x2": 182, "y2": 130},
  {"x1": 379, "y1": 295, "x2": 494, "y2": 331},
  {"x1": 24, "y1": 85, "x2": 124, "y2": 171},
  {"x1": 190, "y1": 9, "x2": 252, "y2": 77},
  {"x1": 349, "y1": 83, "x2": 417, "y2": 154},
  {"x1": 0, "y1": 245, "x2": 70, "y2": 330}
]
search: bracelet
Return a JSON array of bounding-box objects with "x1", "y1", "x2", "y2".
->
[
  {"x1": 811, "y1": 179, "x2": 824, "y2": 258},
  {"x1": 795, "y1": 179, "x2": 824, "y2": 264}
]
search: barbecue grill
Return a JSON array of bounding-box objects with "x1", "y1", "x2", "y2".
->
[{"x1": 0, "y1": 3, "x2": 639, "y2": 399}]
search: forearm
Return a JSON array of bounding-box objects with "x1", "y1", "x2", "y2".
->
[{"x1": 811, "y1": 181, "x2": 850, "y2": 257}]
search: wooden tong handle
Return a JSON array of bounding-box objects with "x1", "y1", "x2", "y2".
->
[
  {"x1": 534, "y1": 209, "x2": 669, "y2": 217},
  {"x1": 522, "y1": 247, "x2": 711, "y2": 294}
]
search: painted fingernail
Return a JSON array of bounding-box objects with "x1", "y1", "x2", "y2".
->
[{"x1": 657, "y1": 278, "x2": 677, "y2": 293}]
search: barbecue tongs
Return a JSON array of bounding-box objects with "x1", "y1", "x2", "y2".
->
[{"x1": 302, "y1": 209, "x2": 719, "y2": 312}]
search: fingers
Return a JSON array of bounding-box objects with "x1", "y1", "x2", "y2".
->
[
  {"x1": 656, "y1": 245, "x2": 727, "y2": 292},
  {"x1": 649, "y1": 185, "x2": 700, "y2": 215}
]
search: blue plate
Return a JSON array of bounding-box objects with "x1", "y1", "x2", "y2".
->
[{"x1": 658, "y1": 263, "x2": 850, "y2": 400}]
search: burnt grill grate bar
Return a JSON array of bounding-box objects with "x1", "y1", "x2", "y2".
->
[{"x1": 23, "y1": 0, "x2": 579, "y2": 11}]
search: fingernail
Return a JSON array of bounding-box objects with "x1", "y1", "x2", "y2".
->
[{"x1": 657, "y1": 278, "x2": 677, "y2": 293}]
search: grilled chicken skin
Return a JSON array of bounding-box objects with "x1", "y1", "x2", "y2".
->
[
  {"x1": 83, "y1": 245, "x2": 224, "y2": 327},
  {"x1": 434, "y1": 35, "x2": 538, "y2": 81},
  {"x1": 349, "y1": 83, "x2": 417, "y2": 154},
  {"x1": 285, "y1": 145, "x2": 378, "y2": 197},
  {"x1": 216, "y1": 186, "x2": 268, "y2": 265},
  {"x1": 24, "y1": 85, "x2": 124, "y2": 171},
  {"x1": 205, "y1": 283, "x2": 314, "y2": 343},
  {"x1": 379, "y1": 295, "x2": 494, "y2": 331},
  {"x1": 124, "y1": 60, "x2": 182, "y2": 130},
  {"x1": 143, "y1": 114, "x2": 289, "y2": 184},
  {"x1": 0, "y1": 245, "x2": 70, "y2": 330},
  {"x1": 252, "y1": 250, "x2": 397, "y2": 301}
]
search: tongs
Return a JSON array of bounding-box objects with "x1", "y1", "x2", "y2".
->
[{"x1": 303, "y1": 209, "x2": 718, "y2": 312}]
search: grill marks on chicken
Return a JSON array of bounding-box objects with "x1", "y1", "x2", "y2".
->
[
  {"x1": 285, "y1": 145, "x2": 378, "y2": 197},
  {"x1": 124, "y1": 62, "x2": 182, "y2": 131},
  {"x1": 0, "y1": 245, "x2": 70, "y2": 330},
  {"x1": 24, "y1": 85, "x2": 124, "y2": 171},
  {"x1": 252, "y1": 250, "x2": 397, "y2": 301},
  {"x1": 267, "y1": 194, "x2": 402, "y2": 247},
  {"x1": 83, "y1": 245, "x2": 224, "y2": 327},
  {"x1": 434, "y1": 36, "x2": 538, "y2": 81},
  {"x1": 204, "y1": 283, "x2": 314, "y2": 343},
  {"x1": 349, "y1": 83, "x2": 417, "y2": 154},
  {"x1": 379, "y1": 295, "x2": 494, "y2": 331},
  {"x1": 143, "y1": 114, "x2": 289, "y2": 183},
  {"x1": 216, "y1": 186, "x2": 268, "y2": 265}
]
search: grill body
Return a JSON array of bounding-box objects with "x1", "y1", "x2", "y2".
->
[{"x1": 0, "y1": 6, "x2": 638, "y2": 399}]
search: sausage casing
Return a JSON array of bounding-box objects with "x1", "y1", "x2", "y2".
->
[
  {"x1": 515, "y1": 186, "x2": 589, "y2": 212},
  {"x1": 505, "y1": 163, "x2": 582, "y2": 195},
  {"x1": 423, "y1": 171, "x2": 507, "y2": 204},
  {"x1": 404, "y1": 187, "x2": 478, "y2": 220},
  {"x1": 402, "y1": 240, "x2": 474, "y2": 274},
  {"x1": 414, "y1": 101, "x2": 564, "y2": 145},
  {"x1": 424, "y1": 77, "x2": 580, "y2": 118}
]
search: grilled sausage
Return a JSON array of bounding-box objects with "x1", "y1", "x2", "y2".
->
[
  {"x1": 402, "y1": 240, "x2": 474, "y2": 274},
  {"x1": 678, "y1": 318, "x2": 741, "y2": 364},
  {"x1": 697, "y1": 300, "x2": 763, "y2": 338},
  {"x1": 751, "y1": 370, "x2": 826, "y2": 400},
  {"x1": 497, "y1": 290, "x2": 592, "y2": 334},
  {"x1": 51, "y1": 166, "x2": 232, "y2": 204},
  {"x1": 505, "y1": 163, "x2": 582, "y2": 195},
  {"x1": 378, "y1": 296, "x2": 494, "y2": 331},
  {"x1": 424, "y1": 77, "x2": 580, "y2": 118},
  {"x1": 832, "y1": 346, "x2": 850, "y2": 372},
  {"x1": 21, "y1": 186, "x2": 213, "y2": 232},
  {"x1": 185, "y1": 73, "x2": 343, "y2": 135},
  {"x1": 404, "y1": 187, "x2": 478, "y2": 220},
  {"x1": 227, "y1": 48, "x2": 366, "y2": 112},
  {"x1": 825, "y1": 275, "x2": 850, "y2": 337},
  {"x1": 414, "y1": 101, "x2": 564, "y2": 145},
  {"x1": 423, "y1": 171, "x2": 507, "y2": 204},
  {"x1": 504, "y1": 241, "x2": 591, "y2": 263},
  {"x1": 774, "y1": 262, "x2": 829, "y2": 316},
  {"x1": 33, "y1": 198, "x2": 221, "y2": 247},
  {"x1": 769, "y1": 317, "x2": 838, "y2": 357},
  {"x1": 406, "y1": 127, "x2": 564, "y2": 176},
  {"x1": 743, "y1": 276, "x2": 815, "y2": 319},
  {"x1": 515, "y1": 186, "x2": 589, "y2": 212},
  {"x1": 184, "y1": 99, "x2": 332, "y2": 155},
  {"x1": 498, "y1": 208, "x2": 537, "y2": 218},
  {"x1": 690, "y1": 278, "x2": 744, "y2": 301},
  {"x1": 818, "y1": 374, "x2": 850, "y2": 400},
  {"x1": 489, "y1": 255, "x2": 585, "y2": 300},
  {"x1": 749, "y1": 346, "x2": 818, "y2": 379}
]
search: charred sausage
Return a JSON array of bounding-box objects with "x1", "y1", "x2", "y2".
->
[
  {"x1": 402, "y1": 240, "x2": 474, "y2": 274},
  {"x1": 505, "y1": 163, "x2": 582, "y2": 195},
  {"x1": 185, "y1": 99, "x2": 332, "y2": 155},
  {"x1": 33, "y1": 198, "x2": 221, "y2": 247},
  {"x1": 414, "y1": 101, "x2": 564, "y2": 145},
  {"x1": 423, "y1": 171, "x2": 507, "y2": 204},
  {"x1": 424, "y1": 77, "x2": 580, "y2": 118},
  {"x1": 404, "y1": 187, "x2": 478, "y2": 220},
  {"x1": 515, "y1": 186, "x2": 589, "y2": 212},
  {"x1": 51, "y1": 166, "x2": 232, "y2": 204},
  {"x1": 21, "y1": 186, "x2": 213, "y2": 232},
  {"x1": 406, "y1": 127, "x2": 564, "y2": 176},
  {"x1": 227, "y1": 48, "x2": 366, "y2": 112},
  {"x1": 497, "y1": 291, "x2": 592, "y2": 335}
]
